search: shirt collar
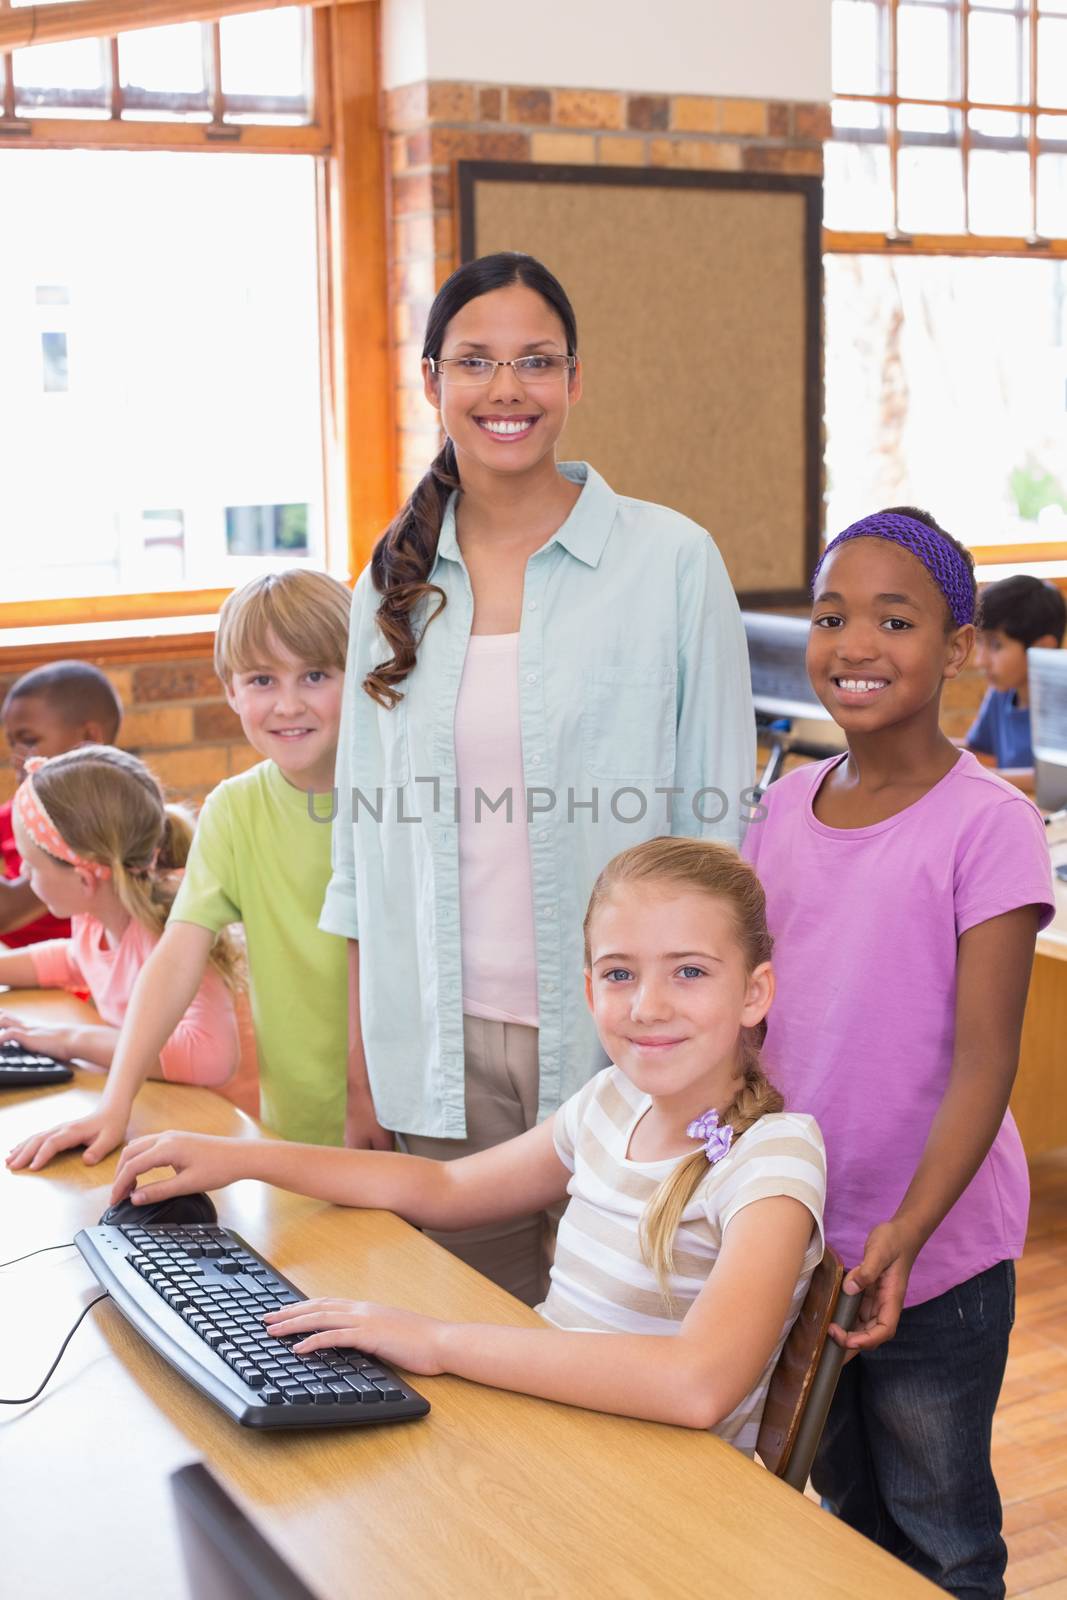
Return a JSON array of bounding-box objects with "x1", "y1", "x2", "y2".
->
[{"x1": 431, "y1": 461, "x2": 617, "y2": 576}]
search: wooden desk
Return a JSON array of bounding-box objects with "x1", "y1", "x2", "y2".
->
[
  {"x1": 1012, "y1": 827, "x2": 1067, "y2": 1159},
  {"x1": 0, "y1": 991, "x2": 934, "y2": 1599}
]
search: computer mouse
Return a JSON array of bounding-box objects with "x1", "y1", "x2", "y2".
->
[{"x1": 98, "y1": 1191, "x2": 218, "y2": 1228}]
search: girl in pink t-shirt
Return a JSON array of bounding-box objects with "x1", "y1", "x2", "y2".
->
[
  {"x1": 0, "y1": 746, "x2": 244, "y2": 1090},
  {"x1": 744, "y1": 508, "x2": 1055, "y2": 1600}
]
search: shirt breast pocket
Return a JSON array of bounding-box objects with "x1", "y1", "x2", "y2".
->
[
  {"x1": 351, "y1": 700, "x2": 411, "y2": 789},
  {"x1": 582, "y1": 674, "x2": 677, "y2": 785}
]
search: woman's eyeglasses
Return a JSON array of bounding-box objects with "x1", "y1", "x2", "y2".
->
[{"x1": 427, "y1": 355, "x2": 576, "y2": 387}]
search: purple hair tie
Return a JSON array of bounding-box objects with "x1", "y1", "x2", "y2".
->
[
  {"x1": 811, "y1": 512, "x2": 975, "y2": 628},
  {"x1": 686, "y1": 1108, "x2": 734, "y2": 1165}
]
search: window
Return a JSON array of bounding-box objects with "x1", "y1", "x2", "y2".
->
[
  {"x1": 0, "y1": 1, "x2": 392, "y2": 632},
  {"x1": 0, "y1": 146, "x2": 325, "y2": 602},
  {"x1": 2, "y1": 8, "x2": 314, "y2": 129},
  {"x1": 825, "y1": 1, "x2": 1067, "y2": 548},
  {"x1": 0, "y1": 6, "x2": 353, "y2": 623},
  {"x1": 827, "y1": 0, "x2": 1067, "y2": 247}
]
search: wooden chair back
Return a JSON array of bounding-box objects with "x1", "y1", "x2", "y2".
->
[{"x1": 756, "y1": 1246, "x2": 861, "y2": 1491}]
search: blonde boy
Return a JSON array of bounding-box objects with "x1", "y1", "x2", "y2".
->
[{"x1": 10, "y1": 570, "x2": 353, "y2": 1169}]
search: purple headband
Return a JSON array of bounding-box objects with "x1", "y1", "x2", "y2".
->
[{"x1": 811, "y1": 512, "x2": 975, "y2": 628}]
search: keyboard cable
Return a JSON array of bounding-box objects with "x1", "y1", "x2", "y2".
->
[
  {"x1": 0, "y1": 1291, "x2": 110, "y2": 1405},
  {"x1": 0, "y1": 1241, "x2": 77, "y2": 1270}
]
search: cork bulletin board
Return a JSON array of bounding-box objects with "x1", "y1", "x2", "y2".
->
[{"x1": 458, "y1": 162, "x2": 823, "y2": 606}]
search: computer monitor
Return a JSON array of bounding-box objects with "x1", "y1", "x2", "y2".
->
[
  {"x1": 742, "y1": 612, "x2": 834, "y2": 724},
  {"x1": 743, "y1": 612, "x2": 840, "y2": 789},
  {"x1": 171, "y1": 1462, "x2": 320, "y2": 1600},
  {"x1": 1029, "y1": 646, "x2": 1067, "y2": 810}
]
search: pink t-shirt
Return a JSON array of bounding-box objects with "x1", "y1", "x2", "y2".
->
[
  {"x1": 743, "y1": 750, "x2": 1055, "y2": 1306},
  {"x1": 454, "y1": 633, "x2": 539, "y2": 1028},
  {"x1": 30, "y1": 914, "x2": 239, "y2": 1087}
]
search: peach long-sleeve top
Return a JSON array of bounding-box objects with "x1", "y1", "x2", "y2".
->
[{"x1": 30, "y1": 914, "x2": 239, "y2": 1086}]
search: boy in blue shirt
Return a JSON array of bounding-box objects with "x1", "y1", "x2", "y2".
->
[{"x1": 966, "y1": 574, "x2": 1066, "y2": 778}]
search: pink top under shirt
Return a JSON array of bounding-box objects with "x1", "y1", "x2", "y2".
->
[
  {"x1": 454, "y1": 633, "x2": 539, "y2": 1028},
  {"x1": 743, "y1": 750, "x2": 1055, "y2": 1307},
  {"x1": 30, "y1": 914, "x2": 239, "y2": 1086}
]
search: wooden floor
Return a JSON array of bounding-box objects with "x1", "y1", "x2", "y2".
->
[{"x1": 998, "y1": 1150, "x2": 1067, "y2": 1598}]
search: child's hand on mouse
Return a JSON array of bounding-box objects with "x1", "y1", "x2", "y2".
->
[
  {"x1": 263, "y1": 1298, "x2": 449, "y2": 1377},
  {"x1": 829, "y1": 1218, "x2": 921, "y2": 1353},
  {"x1": 7, "y1": 1105, "x2": 128, "y2": 1171},
  {"x1": 111, "y1": 1130, "x2": 244, "y2": 1205}
]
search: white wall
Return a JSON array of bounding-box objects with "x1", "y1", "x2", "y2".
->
[{"x1": 382, "y1": 0, "x2": 831, "y2": 102}]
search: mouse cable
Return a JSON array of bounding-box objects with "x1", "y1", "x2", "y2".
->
[
  {"x1": 0, "y1": 1292, "x2": 109, "y2": 1405},
  {"x1": 0, "y1": 1241, "x2": 76, "y2": 1270}
]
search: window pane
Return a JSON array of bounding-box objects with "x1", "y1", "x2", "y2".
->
[
  {"x1": 832, "y1": 0, "x2": 885, "y2": 95},
  {"x1": 898, "y1": 145, "x2": 966, "y2": 231},
  {"x1": 13, "y1": 39, "x2": 107, "y2": 105},
  {"x1": 824, "y1": 138, "x2": 893, "y2": 230},
  {"x1": 41, "y1": 332, "x2": 69, "y2": 393},
  {"x1": 825, "y1": 255, "x2": 1067, "y2": 544},
  {"x1": 898, "y1": 102, "x2": 955, "y2": 134},
  {"x1": 1037, "y1": 151, "x2": 1067, "y2": 231},
  {"x1": 219, "y1": 8, "x2": 307, "y2": 98},
  {"x1": 898, "y1": 2, "x2": 959, "y2": 101},
  {"x1": 969, "y1": 107, "x2": 1026, "y2": 137},
  {"x1": 832, "y1": 96, "x2": 884, "y2": 131},
  {"x1": 969, "y1": 10, "x2": 1029, "y2": 104},
  {"x1": 118, "y1": 24, "x2": 206, "y2": 96},
  {"x1": 1039, "y1": 17, "x2": 1067, "y2": 107},
  {"x1": 226, "y1": 503, "x2": 309, "y2": 555},
  {"x1": 0, "y1": 149, "x2": 325, "y2": 601},
  {"x1": 968, "y1": 148, "x2": 1031, "y2": 230}
]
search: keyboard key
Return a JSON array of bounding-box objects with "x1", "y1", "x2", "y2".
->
[
  {"x1": 345, "y1": 1376, "x2": 383, "y2": 1403},
  {"x1": 305, "y1": 1384, "x2": 337, "y2": 1405}
]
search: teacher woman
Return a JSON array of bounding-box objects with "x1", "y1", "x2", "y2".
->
[{"x1": 321, "y1": 252, "x2": 755, "y2": 1302}]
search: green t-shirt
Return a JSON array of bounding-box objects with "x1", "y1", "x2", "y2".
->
[{"x1": 173, "y1": 760, "x2": 347, "y2": 1146}]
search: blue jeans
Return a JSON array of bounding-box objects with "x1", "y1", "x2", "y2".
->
[{"x1": 812, "y1": 1260, "x2": 1015, "y2": 1600}]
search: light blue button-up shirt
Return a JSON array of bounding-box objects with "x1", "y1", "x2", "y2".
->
[{"x1": 320, "y1": 462, "x2": 755, "y2": 1137}]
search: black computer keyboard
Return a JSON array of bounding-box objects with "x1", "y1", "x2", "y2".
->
[
  {"x1": 75, "y1": 1221, "x2": 431, "y2": 1430},
  {"x1": 0, "y1": 1039, "x2": 73, "y2": 1087}
]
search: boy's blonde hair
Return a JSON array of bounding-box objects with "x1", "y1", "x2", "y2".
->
[
  {"x1": 214, "y1": 569, "x2": 352, "y2": 686},
  {"x1": 30, "y1": 746, "x2": 242, "y2": 988},
  {"x1": 583, "y1": 837, "x2": 783, "y2": 1300}
]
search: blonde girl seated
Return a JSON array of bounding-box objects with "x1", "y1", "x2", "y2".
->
[
  {"x1": 0, "y1": 746, "x2": 241, "y2": 1086},
  {"x1": 110, "y1": 839, "x2": 825, "y2": 1451}
]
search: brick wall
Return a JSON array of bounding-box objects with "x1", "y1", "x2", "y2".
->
[
  {"x1": 0, "y1": 652, "x2": 255, "y2": 809},
  {"x1": 385, "y1": 81, "x2": 831, "y2": 498}
]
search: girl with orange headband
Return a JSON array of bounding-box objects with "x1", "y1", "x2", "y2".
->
[{"x1": 0, "y1": 746, "x2": 243, "y2": 1088}]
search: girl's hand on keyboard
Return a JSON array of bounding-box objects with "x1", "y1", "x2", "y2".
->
[
  {"x1": 264, "y1": 1299, "x2": 449, "y2": 1377},
  {"x1": 0, "y1": 1012, "x2": 73, "y2": 1060},
  {"x1": 111, "y1": 1130, "x2": 243, "y2": 1204}
]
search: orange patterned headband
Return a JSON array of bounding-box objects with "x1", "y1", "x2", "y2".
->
[{"x1": 12, "y1": 755, "x2": 111, "y2": 881}]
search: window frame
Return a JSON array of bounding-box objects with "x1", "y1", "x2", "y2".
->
[
  {"x1": 825, "y1": 0, "x2": 1067, "y2": 258},
  {"x1": 0, "y1": 0, "x2": 393, "y2": 637}
]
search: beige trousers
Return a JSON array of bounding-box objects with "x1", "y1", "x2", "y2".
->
[{"x1": 397, "y1": 1014, "x2": 559, "y2": 1307}]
